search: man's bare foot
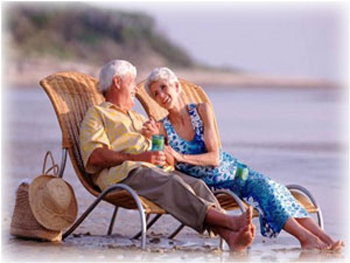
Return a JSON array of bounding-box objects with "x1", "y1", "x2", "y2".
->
[
  {"x1": 229, "y1": 206, "x2": 253, "y2": 231},
  {"x1": 225, "y1": 225, "x2": 254, "y2": 251},
  {"x1": 301, "y1": 235, "x2": 329, "y2": 250},
  {"x1": 329, "y1": 240, "x2": 345, "y2": 251}
]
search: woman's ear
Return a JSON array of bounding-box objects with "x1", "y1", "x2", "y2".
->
[{"x1": 112, "y1": 75, "x2": 121, "y2": 90}]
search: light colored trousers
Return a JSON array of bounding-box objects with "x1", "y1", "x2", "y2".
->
[{"x1": 121, "y1": 166, "x2": 221, "y2": 233}]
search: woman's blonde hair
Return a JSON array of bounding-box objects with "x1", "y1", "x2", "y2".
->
[{"x1": 144, "y1": 67, "x2": 181, "y2": 98}]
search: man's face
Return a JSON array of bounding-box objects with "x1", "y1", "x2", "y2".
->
[{"x1": 119, "y1": 74, "x2": 137, "y2": 109}]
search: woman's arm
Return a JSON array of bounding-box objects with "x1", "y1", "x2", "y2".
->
[
  {"x1": 141, "y1": 117, "x2": 169, "y2": 140},
  {"x1": 167, "y1": 103, "x2": 220, "y2": 167},
  {"x1": 158, "y1": 123, "x2": 175, "y2": 166},
  {"x1": 141, "y1": 117, "x2": 160, "y2": 139}
]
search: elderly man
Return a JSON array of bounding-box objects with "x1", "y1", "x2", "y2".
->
[{"x1": 79, "y1": 59, "x2": 255, "y2": 251}]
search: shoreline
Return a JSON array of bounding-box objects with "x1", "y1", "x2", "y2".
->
[{"x1": 4, "y1": 58, "x2": 339, "y2": 89}]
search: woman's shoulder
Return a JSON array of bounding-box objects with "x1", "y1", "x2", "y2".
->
[
  {"x1": 187, "y1": 102, "x2": 210, "y2": 112},
  {"x1": 196, "y1": 102, "x2": 210, "y2": 111},
  {"x1": 160, "y1": 115, "x2": 172, "y2": 129},
  {"x1": 196, "y1": 102, "x2": 213, "y2": 119}
]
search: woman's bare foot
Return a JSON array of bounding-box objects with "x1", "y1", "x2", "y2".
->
[
  {"x1": 229, "y1": 206, "x2": 253, "y2": 231},
  {"x1": 301, "y1": 235, "x2": 329, "y2": 250},
  {"x1": 225, "y1": 225, "x2": 254, "y2": 251},
  {"x1": 329, "y1": 240, "x2": 345, "y2": 251}
]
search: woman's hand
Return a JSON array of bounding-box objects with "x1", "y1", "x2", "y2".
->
[
  {"x1": 164, "y1": 148, "x2": 175, "y2": 166},
  {"x1": 141, "y1": 117, "x2": 161, "y2": 139},
  {"x1": 164, "y1": 145, "x2": 184, "y2": 163}
]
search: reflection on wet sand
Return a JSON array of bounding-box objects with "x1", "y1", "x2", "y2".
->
[{"x1": 4, "y1": 232, "x2": 345, "y2": 262}]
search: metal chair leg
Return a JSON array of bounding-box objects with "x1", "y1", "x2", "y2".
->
[
  {"x1": 107, "y1": 207, "x2": 119, "y2": 235},
  {"x1": 286, "y1": 184, "x2": 324, "y2": 229},
  {"x1": 63, "y1": 184, "x2": 147, "y2": 250},
  {"x1": 213, "y1": 189, "x2": 246, "y2": 251},
  {"x1": 168, "y1": 223, "x2": 185, "y2": 239},
  {"x1": 133, "y1": 214, "x2": 163, "y2": 239},
  {"x1": 213, "y1": 189, "x2": 247, "y2": 212},
  {"x1": 58, "y1": 148, "x2": 68, "y2": 178}
]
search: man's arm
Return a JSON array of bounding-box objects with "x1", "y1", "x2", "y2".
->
[{"x1": 88, "y1": 146, "x2": 167, "y2": 169}]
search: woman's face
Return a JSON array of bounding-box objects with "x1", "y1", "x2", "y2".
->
[{"x1": 150, "y1": 79, "x2": 180, "y2": 110}]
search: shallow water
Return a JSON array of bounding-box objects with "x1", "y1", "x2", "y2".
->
[{"x1": 2, "y1": 86, "x2": 349, "y2": 262}]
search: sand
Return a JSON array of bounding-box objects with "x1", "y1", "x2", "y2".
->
[{"x1": 1, "y1": 85, "x2": 348, "y2": 262}]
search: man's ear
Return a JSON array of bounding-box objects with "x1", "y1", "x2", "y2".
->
[
  {"x1": 112, "y1": 75, "x2": 121, "y2": 90},
  {"x1": 175, "y1": 81, "x2": 180, "y2": 93}
]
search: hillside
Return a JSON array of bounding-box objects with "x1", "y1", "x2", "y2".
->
[
  {"x1": 3, "y1": 3, "x2": 337, "y2": 88},
  {"x1": 5, "y1": 3, "x2": 194, "y2": 70}
]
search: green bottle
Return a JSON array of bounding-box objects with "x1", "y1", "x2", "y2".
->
[
  {"x1": 151, "y1": 135, "x2": 164, "y2": 151},
  {"x1": 151, "y1": 135, "x2": 164, "y2": 168},
  {"x1": 236, "y1": 165, "x2": 249, "y2": 181}
]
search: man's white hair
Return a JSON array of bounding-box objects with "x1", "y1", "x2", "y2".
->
[
  {"x1": 99, "y1": 60, "x2": 137, "y2": 94},
  {"x1": 144, "y1": 67, "x2": 180, "y2": 98}
]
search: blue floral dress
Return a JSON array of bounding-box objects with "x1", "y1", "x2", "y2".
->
[{"x1": 162, "y1": 103, "x2": 309, "y2": 238}]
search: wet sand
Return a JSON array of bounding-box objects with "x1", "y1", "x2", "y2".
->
[{"x1": 2, "y1": 86, "x2": 349, "y2": 262}]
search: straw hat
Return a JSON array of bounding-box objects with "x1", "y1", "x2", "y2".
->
[
  {"x1": 29, "y1": 175, "x2": 78, "y2": 231},
  {"x1": 10, "y1": 182, "x2": 62, "y2": 242}
]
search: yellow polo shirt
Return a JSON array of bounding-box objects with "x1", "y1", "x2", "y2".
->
[{"x1": 80, "y1": 101, "x2": 173, "y2": 190}]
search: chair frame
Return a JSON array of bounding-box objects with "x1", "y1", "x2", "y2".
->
[
  {"x1": 40, "y1": 71, "x2": 187, "y2": 250},
  {"x1": 286, "y1": 184, "x2": 324, "y2": 229},
  {"x1": 136, "y1": 78, "x2": 325, "y2": 232}
]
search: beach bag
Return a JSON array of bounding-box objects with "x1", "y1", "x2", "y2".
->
[{"x1": 10, "y1": 151, "x2": 77, "y2": 242}]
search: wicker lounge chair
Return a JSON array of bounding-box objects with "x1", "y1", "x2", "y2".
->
[
  {"x1": 136, "y1": 78, "x2": 324, "y2": 233},
  {"x1": 40, "y1": 71, "x2": 180, "y2": 250}
]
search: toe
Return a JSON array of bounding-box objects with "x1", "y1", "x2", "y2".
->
[
  {"x1": 331, "y1": 241, "x2": 343, "y2": 251},
  {"x1": 242, "y1": 225, "x2": 250, "y2": 232}
]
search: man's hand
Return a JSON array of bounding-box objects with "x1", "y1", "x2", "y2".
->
[
  {"x1": 136, "y1": 151, "x2": 167, "y2": 166},
  {"x1": 141, "y1": 117, "x2": 161, "y2": 139}
]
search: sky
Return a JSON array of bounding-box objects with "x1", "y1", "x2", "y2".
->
[{"x1": 90, "y1": 1, "x2": 348, "y2": 83}]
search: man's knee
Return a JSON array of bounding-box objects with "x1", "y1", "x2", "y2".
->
[
  {"x1": 135, "y1": 167, "x2": 168, "y2": 180},
  {"x1": 167, "y1": 173, "x2": 187, "y2": 185},
  {"x1": 166, "y1": 173, "x2": 196, "y2": 194},
  {"x1": 195, "y1": 178, "x2": 210, "y2": 188},
  {"x1": 140, "y1": 169, "x2": 192, "y2": 191},
  {"x1": 190, "y1": 178, "x2": 212, "y2": 193}
]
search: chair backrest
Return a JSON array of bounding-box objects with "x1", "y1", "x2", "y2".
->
[
  {"x1": 136, "y1": 78, "x2": 222, "y2": 148},
  {"x1": 40, "y1": 71, "x2": 105, "y2": 196}
]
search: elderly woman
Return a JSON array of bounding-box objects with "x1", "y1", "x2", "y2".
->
[{"x1": 142, "y1": 67, "x2": 344, "y2": 251}]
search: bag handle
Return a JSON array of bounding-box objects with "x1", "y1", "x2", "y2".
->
[{"x1": 42, "y1": 151, "x2": 59, "y2": 176}]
